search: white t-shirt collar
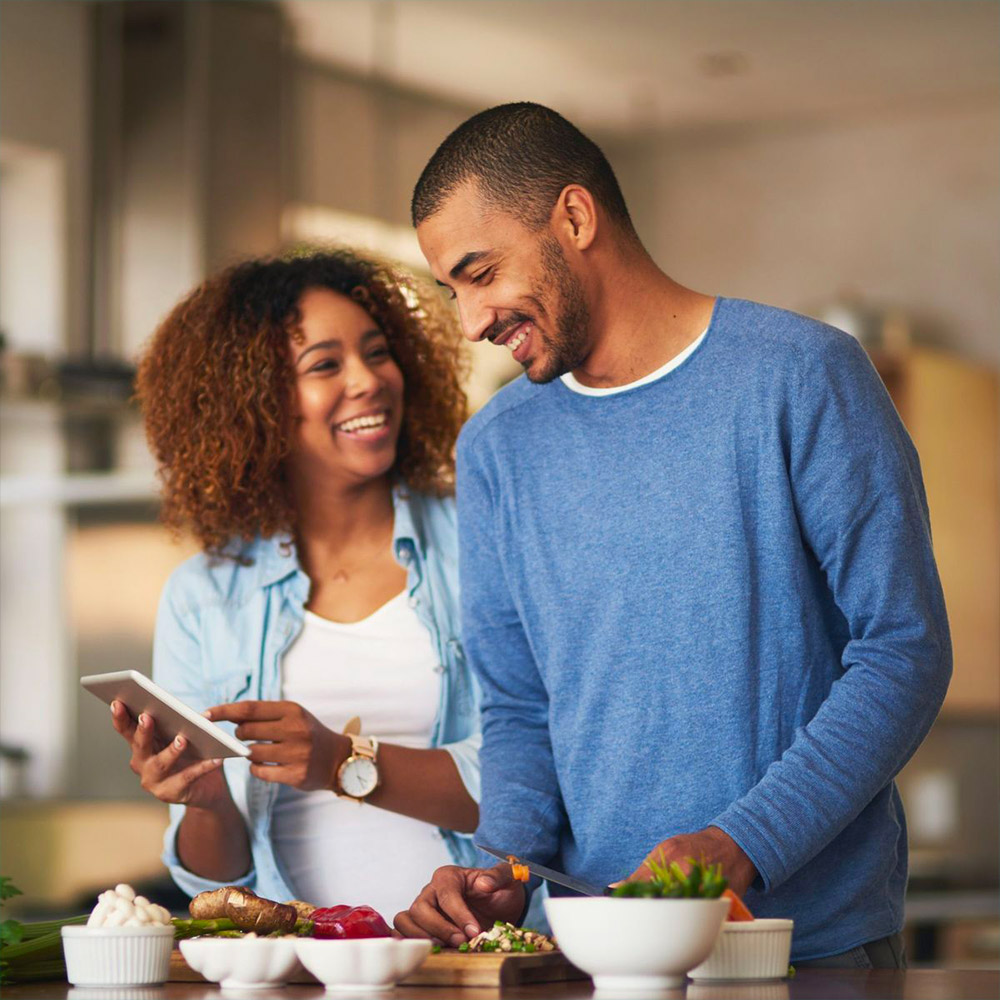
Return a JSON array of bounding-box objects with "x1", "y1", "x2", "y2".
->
[{"x1": 560, "y1": 327, "x2": 708, "y2": 396}]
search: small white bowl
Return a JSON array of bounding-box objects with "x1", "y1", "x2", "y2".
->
[
  {"x1": 544, "y1": 896, "x2": 729, "y2": 991},
  {"x1": 688, "y1": 918, "x2": 794, "y2": 981},
  {"x1": 179, "y1": 936, "x2": 301, "y2": 990},
  {"x1": 294, "y1": 938, "x2": 431, "y2": 992},
  {"x1": 61, "y1": 925, "x2": 175, "y2": 987}
]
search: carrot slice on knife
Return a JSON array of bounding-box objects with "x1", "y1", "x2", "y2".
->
[
  {"x1": 506, "y1": 855, "x2": 531, "y2": 883},
  {"x1": 722, "y1": 888, "x2": 754, "y2": 921}
]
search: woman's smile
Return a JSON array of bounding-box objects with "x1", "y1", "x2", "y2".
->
[
  {"x1": 332, "y1": 407, "x2": 393, "y2": 441},
  {"x1": 291, "y1": 286, "x2": 406, "y2": 484}
]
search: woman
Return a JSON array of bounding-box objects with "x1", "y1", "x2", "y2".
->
[{"x1": 110, "y1": 248, "x2": 478, "y2": 921}]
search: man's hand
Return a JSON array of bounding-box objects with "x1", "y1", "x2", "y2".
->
[
  {"x1": 206, "y1": 701, "x2": 350, "y2": 792},
  {"x1": 394, "y1": 864, "x2": 526, "y2": 946},
  {"x1": 624, "y1": 826, "x2": 757, "y2": 897}
]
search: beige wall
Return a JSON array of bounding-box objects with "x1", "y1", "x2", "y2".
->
[
  {"x1": 620, "y1": 101, "x2": 1000, "y2": 366},
  {"x1": 289, "y1": 61, "x2": 474, "y2": 227},
  {"x1": 0, "y1": 0, "x2": 92, "y2": 354}
]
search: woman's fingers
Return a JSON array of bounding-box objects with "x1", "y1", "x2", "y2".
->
[
  {"x1": 234, "y1": 720, "x2": 286, "y2": 742},
  {"x1": 205, "y1": 701, "x2": 288, "y2": 724},
  {"x1": 247, "y1": 742, "x2": 298, "y2": 765},
  {"x1": 154, "y1": 756, "x2": 224, "y2": 801},
  {"x1": 147, "y1": 733, "x2": 191, "y2": 778},
  {"x1": 248, "y1": 761, "x2": 302, "y2": 785},
  {"x1": 131, "y1": 712, "x2": 156, "y2": 757},
  {"x1": 110, "y1": 700, "x2": 137, "y2": 740}
]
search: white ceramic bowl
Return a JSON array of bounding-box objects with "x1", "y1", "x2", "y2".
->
[
  {"x1": 688, "y1": 918, "x2": 794, "y2": 981},
  {"x1": 179, "y1": 935, "x2": 301, "y2": 989},
  {"x1": 61, "y1": 925, "x2": 175, "y2": 987},
  {"x1": 294, "y1": 938, "x2": 431, "y2": 992},
  {"x1": 544, "y1": 896, "x2": 729, "y2": 992}
]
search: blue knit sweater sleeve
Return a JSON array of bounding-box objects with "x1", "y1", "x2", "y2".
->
[
  {"x1": 456, "y1": 421, "x2": 567, "y2": 865},
  {"x1": 711, "y1": 331, "x2": 952, "y2": 891}
]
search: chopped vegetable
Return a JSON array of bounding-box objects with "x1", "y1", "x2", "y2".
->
[
  {"x1": 506, "y1": 855, "x2": 531, "y2": 883},
  {"x1": 721, "y1": 888, "x2": 754, "y2": 921},
  {"x1": 464, "y1": 921, "x2": 556, "y2": 953}
]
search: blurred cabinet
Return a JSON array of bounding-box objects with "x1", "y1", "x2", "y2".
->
[
  {"x1": 872, "y1": 348, "x2": 1000, "y2": 716},
  {"x1": 0, "y1": 800, "x2": 169, "y2": 914}
]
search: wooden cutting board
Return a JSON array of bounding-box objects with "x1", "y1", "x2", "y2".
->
[
  {"x1": 170, "y1": 946, "x2": 585, "y2": 987},
  {"x1": 402, "y1": 949, "x2": 585, "y2": 987}
]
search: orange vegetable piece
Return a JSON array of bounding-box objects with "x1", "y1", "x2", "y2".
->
[
  {"x1": 506, "y1": 855, "x2": 530, "y2": 883},
  {"x1": 722, "y1": 888, "x2": 754, "y2": 921}
]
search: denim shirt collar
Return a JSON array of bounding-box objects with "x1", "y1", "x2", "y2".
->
[{"x1": 248, "y1": 484, "x2": 426, "y2": 591}]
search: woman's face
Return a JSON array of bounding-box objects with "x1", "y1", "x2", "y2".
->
[{"x1": 288, "y1": 287, "x2": 405, "y2": 489}]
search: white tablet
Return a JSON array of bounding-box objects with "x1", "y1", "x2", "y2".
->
[{"x1": 81, "y1": 670, "x2": 251, "y2": 760}]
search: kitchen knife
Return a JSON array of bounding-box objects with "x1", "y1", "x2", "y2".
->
[{"x1": 475, "y1": 842, "x2": 614, "y2": 897}]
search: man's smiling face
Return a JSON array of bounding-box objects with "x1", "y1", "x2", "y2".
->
[{"x1": 417, "y1": 183, "x2": 592, "y2": 384}]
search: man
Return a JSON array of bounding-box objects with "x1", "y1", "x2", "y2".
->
[{"x1": 394, "y1": 102, "x2": 948, "y2": 967}]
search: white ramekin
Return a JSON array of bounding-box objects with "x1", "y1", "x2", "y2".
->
[
  {"x1": 688, "y1": 918, "x2": 794, "y2": 981},
  {"x1": 61, "y1": 925, "x2": 175, "y2": 986}
]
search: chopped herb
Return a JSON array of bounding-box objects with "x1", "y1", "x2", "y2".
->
[{"x1": 610, "y1": 856, "x2": 728, "y2": 900}]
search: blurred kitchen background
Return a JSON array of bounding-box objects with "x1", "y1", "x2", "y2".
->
[{"x1": 0, "y1": 0, "x2": 997, "y2": 968}]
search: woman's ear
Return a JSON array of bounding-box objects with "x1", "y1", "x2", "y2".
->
[{"x1": 553, "y1": 184, "x2": 598, "y2": 251}]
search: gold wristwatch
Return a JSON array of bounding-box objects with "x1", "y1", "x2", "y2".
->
[{"x1": 335, "y1": 716, "x2": 380, "y2": 800}]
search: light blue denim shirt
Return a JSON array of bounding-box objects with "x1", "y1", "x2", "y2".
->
[{"x1": 155, "y1": 488, "x2": 481, "y2": 902}]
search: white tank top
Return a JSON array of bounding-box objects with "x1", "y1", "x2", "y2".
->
[{"x1": 271, "y1": 592, "x2": 452, "y2": 919}]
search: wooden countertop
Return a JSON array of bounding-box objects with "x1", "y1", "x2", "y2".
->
[{"x1": 3, "y1": 970, "x2": 997, "y2": 999}]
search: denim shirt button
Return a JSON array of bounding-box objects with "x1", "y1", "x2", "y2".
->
[
  {"x1": 396, "y1": 544, "x2": 412, "y2": 565},
  {"x1": 434, "y1": 664, "x2": 446, "y2": 674},
  {"x1": 408, "y1": 595, "x2": 419, "y2": 609}
]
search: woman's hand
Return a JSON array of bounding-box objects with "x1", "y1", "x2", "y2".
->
[
  {"x1": 206, "y1": 701, "x2": 350, "y2": 792},
  {"x1": 110, "y1": 700, "x2": 227, "y2": 809}
]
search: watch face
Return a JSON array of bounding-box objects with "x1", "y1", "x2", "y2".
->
[{"x1": 341, "y1": 757, "x2": 378, "y2": 798}]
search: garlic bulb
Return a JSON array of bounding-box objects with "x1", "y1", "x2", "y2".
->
[{"x1": 87, "y1": 884, "x2": 172, "y2": 927}]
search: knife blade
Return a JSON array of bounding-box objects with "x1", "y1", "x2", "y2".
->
[{"x1": 475, "y1": 842, "x2": 613, "y2": 897}]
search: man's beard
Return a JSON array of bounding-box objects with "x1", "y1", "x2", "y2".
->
[{"x1": 526, "y1": 237, "x2": 591, "y2": 384}]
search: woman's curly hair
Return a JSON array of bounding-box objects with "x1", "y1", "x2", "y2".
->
[{"x1": 137, "y1": 247, "x2": 468, "y2": 557}]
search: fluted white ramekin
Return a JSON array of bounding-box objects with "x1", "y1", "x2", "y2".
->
[
  {"x1": 61, "y1": 925, "x2": 175, "y2": 986},
  {"x1": 688, "y1": 919, "x2": 794, "y2": 981}
]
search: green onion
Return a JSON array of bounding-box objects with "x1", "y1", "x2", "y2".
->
[{"x1": 171, "y1": 917, "x2": 238, "y2": 939}]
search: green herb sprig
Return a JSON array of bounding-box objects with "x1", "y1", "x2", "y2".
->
[{"x1": 610, "y1": 856, "x2": 728, "y2": 899}]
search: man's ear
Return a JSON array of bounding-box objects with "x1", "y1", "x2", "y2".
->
[{"x1": 552, "y1": 185, "x2": 597, "y2": 251}]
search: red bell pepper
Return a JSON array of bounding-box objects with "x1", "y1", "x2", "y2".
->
[{"x1": 311, "y1": 904, "x2": 392, "y2": 939}]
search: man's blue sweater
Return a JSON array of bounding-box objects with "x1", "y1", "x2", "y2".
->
[{"x1": 456, "y1": 297, "x2": 950, "y2": 961}]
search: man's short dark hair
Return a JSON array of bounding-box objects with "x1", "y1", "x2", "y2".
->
[{"x1": 411, "y1": 102, "x2": 637, "y2": 239}]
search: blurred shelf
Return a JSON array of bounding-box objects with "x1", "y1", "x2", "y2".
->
[
  {"x1": 0, "y1": 471, "x2": 157, "y2": 506},
  {"x1": 906, "y1": 891, "x2": 1000, "y2": 922}
]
